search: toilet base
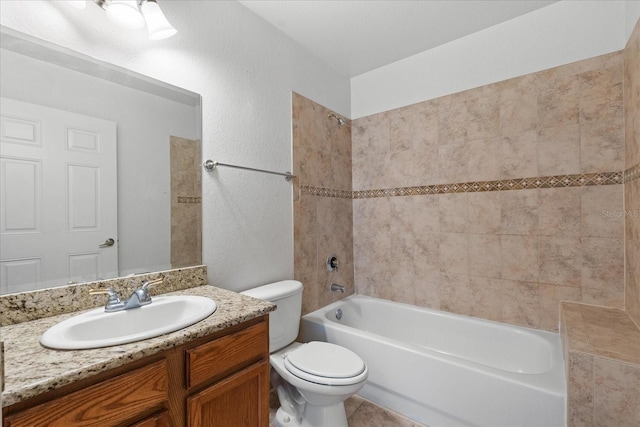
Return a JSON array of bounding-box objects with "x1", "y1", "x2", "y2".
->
[{"x1": 275, "y1": 402, "x2": 348, "y2": 427}]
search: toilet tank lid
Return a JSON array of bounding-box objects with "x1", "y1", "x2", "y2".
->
[{"x1": 240, "y1": 280, "x2": 303, "y2": 301}]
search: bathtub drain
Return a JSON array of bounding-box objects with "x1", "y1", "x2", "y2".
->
[{"x1": 335, "y1": 309, "x2": 343, "y2": 320}]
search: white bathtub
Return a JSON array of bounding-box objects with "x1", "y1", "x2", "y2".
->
[{"x1": 301, "y1": 295, "x2": 566, "y2": 427}]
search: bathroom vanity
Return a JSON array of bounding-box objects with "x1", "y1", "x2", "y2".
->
[{"x1": 1, "y1": 281, "x2": 275, "y2": 427}]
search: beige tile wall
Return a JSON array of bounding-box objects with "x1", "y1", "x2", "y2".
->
[
  {"x1": 624, "y1": 19, "x2": 640, "y2": 327},
  {"x1": 170, "y1": 136, "x2": 202, "y2": 268},
  {"x1": 352, "y1": 52, "x2": 625, "y2": 332},
  {"x1": 292, "y1": 93, "x2": 354, "y2": 314},
  {"x1": 290, "y1": 25, "x2": 639, "y2": 427},
  {"x1": 292, "y1": 40, "x2": 637, "y2": 333}
]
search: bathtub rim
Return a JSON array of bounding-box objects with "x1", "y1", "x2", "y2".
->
[{"x1": 301, "y1": 294, "x2": 566, "y2": 398}]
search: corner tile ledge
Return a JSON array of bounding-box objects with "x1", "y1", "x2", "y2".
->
[{"x1": 561, "y1": 302, "x2": 640, "y2": 365}]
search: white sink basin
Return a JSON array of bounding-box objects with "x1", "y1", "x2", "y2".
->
[{"x1": 40, "y1": 295, "x2": 217, "y2": 350}]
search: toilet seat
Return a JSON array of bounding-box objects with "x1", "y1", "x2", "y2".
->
[{"x1": 284, "y1": 341, "x2": 367, "y2": 386}]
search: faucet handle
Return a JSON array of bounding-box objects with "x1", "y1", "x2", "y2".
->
[
  {"x1": 141, "y1": 276, "x2": 164, "y2": 292},
  {"x1": 89, "y1": 287, "x2": 123, "y2": 311},
  {"x1": 89, "y1": 287, "x2": 120, "y2": 301},
  {"x1": 136, "y1": 276, "x2": 165, "y2": 304}
]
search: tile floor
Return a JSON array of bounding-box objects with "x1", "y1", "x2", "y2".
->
[{"x1": 269, "y1": 392, "x2": 427, "y2": 427}]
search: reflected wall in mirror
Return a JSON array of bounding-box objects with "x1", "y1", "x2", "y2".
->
[{"x1": 0, "y1": 28, "x2": 202, "y2": 294}]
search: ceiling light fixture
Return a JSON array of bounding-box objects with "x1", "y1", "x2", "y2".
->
[
  {"x1": 105, "y1": 0, "x2": 145, "y2": 29},
  {"x1": 140, "y1": 0, "x2": 177, "y2": 40},
  {"x1": 92, "y1": 0, "x2": 177, "y2": 39}
]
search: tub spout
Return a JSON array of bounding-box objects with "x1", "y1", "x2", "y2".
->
[{"x1": 330, "y1": 283, "x2": 345, "y2": 293}]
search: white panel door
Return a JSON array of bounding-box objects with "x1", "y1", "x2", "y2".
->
[{"x1": 0, "y1": 98, "x2": 117, "y2": 292}]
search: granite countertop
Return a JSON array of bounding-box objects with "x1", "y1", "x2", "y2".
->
[{"x1": 1, "y1": 285, "x2": 275, "y2": 408}]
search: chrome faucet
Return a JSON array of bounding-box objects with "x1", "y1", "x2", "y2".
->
[
  {"x1": 90, "y1": 277, "x2": 164, "y2": 312},
  {"x1": 330, "y1": 283, "x2": 345, "y2": 293}
]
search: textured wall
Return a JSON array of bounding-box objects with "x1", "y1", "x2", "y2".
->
[
  {"x1": 0, "y1": 1, "x2": 351, "y2": 292},
  {"x1": 292, "y1": 93, "x2": 354, "y2": 314},
  {"x1": 352, "y1": 52, "x2": 625, "y2": 332},
  {"x1": 351, "y1": 1, "x2": 630, "y2": 119},
  {"x1": 624, "y1": 19, "x2": 640, "y2": 327}
]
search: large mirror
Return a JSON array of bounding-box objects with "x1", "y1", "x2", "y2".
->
[{"x1": 0, "y1": 27, "x2": 202, "y2": 294}]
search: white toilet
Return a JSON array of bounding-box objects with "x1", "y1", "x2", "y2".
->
[{"x1": 242, "y1": 280, "x2": 367, "y2": 427}]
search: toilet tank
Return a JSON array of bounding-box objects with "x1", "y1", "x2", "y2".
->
[{"x1": 241, "y1": 280, "x2": 303, "y2": 353}]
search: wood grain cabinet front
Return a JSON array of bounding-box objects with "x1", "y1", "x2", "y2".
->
[
  {"x1": 130, "y1": 411, "x2": 172, "y2": 427},
  {"x1": 4, "y1": 360, "x2": 168, "y2": 427},
  {"x1": 186, "y1": 321, "x2": 268, "y2": 389},
  {"x1": 185, "y1": 320, "x2": 270, "y2": 427},
  {"x1": 2, "y1": 315, "x2": 270, "y2": 427},
  {"x1": 187, "y1": 361, "x2": 270, "y2": 427}
]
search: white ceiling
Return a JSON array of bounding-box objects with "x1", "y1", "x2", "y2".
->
[{"x1": 238, "y1": 0, "x2": 559, "y2": 77}]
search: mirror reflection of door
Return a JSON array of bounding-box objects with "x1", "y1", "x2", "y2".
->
[{"x1": 0, "y1": 98, "x2": 118, "y2": 293}]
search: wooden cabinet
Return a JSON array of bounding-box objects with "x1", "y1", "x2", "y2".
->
[
  {"x1": 186, "y1": 321, "x2": 270, "y2": 427},
  {"x1": 4, "y1": 360, "x2": 168, "y2": 427},
  {"x1": 187, "y1": 322, "x2": 268, "y2": 388},
  {"x1": 130, "y1": 411, "x2": 172, "y2": 427},
  {"x1": 3, "y1": 316, "x2": 269, "y2": 427},
  {"x1": 187, "y1": 361, "x2": 270, "y2": 427}
]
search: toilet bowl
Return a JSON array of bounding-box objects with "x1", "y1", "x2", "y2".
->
[
  {"x1": 270, "y1": 342, "x2": 368, "y2": 427},
  {"x1": 241, "y1": 281, "x2": 368, "y2": 427}
]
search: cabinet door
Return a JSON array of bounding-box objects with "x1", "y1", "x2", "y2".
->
[{"x1": 187, "y1": 361, "x2": 269, "y2": 427}]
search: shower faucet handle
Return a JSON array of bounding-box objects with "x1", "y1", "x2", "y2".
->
[{"x1": 326, "y1": 254, "x2": 339, "y2": 271}]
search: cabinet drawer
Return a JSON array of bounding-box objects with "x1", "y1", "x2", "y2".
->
[
  {"x1": 5, "y1": 359, "x2": 168, "y2": 427},
  {"x1": 130, "y1": 410, "x2": 171, "y2": 427},
  {"x1": 186, "y1": 321, "x2": 268, "y2": 389}
]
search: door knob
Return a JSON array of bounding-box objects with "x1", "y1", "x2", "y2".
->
[{"x1": 99, "y1": 238, "x2": 115, "y2": 248}]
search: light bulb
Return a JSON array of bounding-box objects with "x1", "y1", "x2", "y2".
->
[
  {"x1": 141, "y1": 0, "x2": 177, "y2": 40},
  {"x1": 106, "y1": 0, "x2": 145, "y2": 30}
]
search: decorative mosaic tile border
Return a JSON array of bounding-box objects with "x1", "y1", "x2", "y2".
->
[
  {"x1": 301, "y1": 172, "x2": 624, "y2": 199},
  {"x1": 624, "y1": 163, "x2": 640, "y2": 183},
  {"x1": 300, "y1": 186, "x2": 352, "y2": 198},
  {"x1": 353, "y1": 172, "x2": 623, "y2": 199},
  {"x1": 178, "y1": 196, "x2": 202, "y2": 204}
]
